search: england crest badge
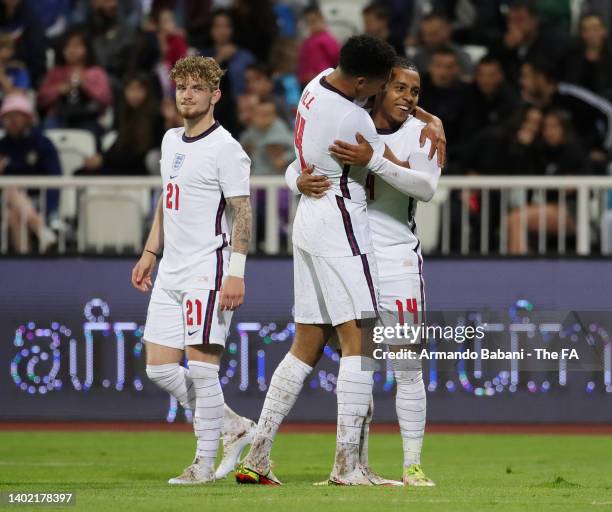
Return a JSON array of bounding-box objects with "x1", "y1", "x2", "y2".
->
[{"x1": 172, "y1": 153, "x2": 186, "y2": 172}]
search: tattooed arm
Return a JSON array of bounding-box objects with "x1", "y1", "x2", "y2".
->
[
  {"x1": 219, "y1": 195, "x2": 252, "y2": 311},
  {"x1": 227, "y1": 195, "x2": 252, "y2": 255}
]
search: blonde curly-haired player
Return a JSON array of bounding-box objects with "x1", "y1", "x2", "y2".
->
[{"x1": 131, "y1": 56, "x2": 254, "y2": 484}]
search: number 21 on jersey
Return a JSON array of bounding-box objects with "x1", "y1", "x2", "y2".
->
[{"x1": 166, "y1": 183, "x2": 180, "y2": 210}]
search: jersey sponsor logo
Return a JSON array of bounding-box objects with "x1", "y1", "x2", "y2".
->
[
  {"x1": 187, "y1": 329, "x2": 199, "y2": 336},
  {"x1": 172, "y1": 153, "x2": 186, "y2": 172}
]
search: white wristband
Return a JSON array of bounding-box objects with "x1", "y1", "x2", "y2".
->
[{"x1": 228, "y1": 252, "x2": 246, "y2": 278}]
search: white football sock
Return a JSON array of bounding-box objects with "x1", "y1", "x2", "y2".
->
[
  {"x1": 359, "y1": 396, "x2": 374, "y2": 467},
  {"x1": 395, "y1": 369, "x2": 426, "y2": 467},
  {"x1": 146, "y1": 363, "x2": 195, "y2": 410},
  {"x1": 246, "y1": 352, "x2": 312, "y2": 471},
  {"x1": 334, "y1": 356, "x2": 373, "y2": 476},
  {"x1": 189, "y1": 361, "x2": 224, "y2": 472}
]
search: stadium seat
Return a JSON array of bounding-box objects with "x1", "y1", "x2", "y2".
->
[
  {"x1": 45, "y1": 129, "x2": 96, "y2": 220},
  {"x1": 77, "y1": 193, "x2": 143, "y2": 253},
  {"x1": 462, "y1": 45, "x2": 488, "y2": 65},
  {"x1": 319, "y1": 0, "x2": 369, "y2": 43},
  {"x1": 101, "y1": 130, "x2": 117, "y2": 152}
]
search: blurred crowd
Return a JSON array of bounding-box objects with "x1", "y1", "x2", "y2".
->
[{"x1": 0, "y1": 0, "x2": 611, "y2": 253}]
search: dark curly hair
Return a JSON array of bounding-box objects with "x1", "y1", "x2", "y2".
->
[{"x1": 339, "y1": 35, "x2": 396, "y2": 79}]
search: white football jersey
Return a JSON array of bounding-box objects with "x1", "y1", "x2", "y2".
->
[
  {"x1": 368, "y1": 116, "x2": 440, "y2": 277},
  {"x1": 292, "y1": 68, "x2": 385, "y2": 257},
  {"x1": 155, "y1": 122, "x2": 251, "y2": 290}
]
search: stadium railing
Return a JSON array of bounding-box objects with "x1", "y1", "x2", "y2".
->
[{"x1": 1, "y1": 175, "x2": 612, "y2": 256}]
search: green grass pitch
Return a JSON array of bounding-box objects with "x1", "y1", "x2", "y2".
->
[{"x1": 1, "y1": 431, "x2": 611, "y2": 512}]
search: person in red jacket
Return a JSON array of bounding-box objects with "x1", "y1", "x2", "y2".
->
[
  {"x1": 297, "y1": 6, "x2": 340, "y2": 87},
  {"x1": 154, "y1": 7, "x2": 188, "y2": 69},
  {"x1": 37, "y1": 26, "x2": 112, "y2": 140}
]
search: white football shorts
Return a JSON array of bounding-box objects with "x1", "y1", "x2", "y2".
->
[
  {"x1": 293, "y1": 245, "x2": 379, "y2": 326},
  {"x1": 143, "y1": 286, "x2": 232, "y2": 349}
]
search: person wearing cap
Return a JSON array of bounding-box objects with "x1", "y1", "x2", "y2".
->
[{"x1": 0, "y1": 92, "x2": 61, "y2": 253}]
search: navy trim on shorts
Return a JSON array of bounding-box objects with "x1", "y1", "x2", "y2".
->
[
  {"x1": 360, "y1": 254, "x2": 378, "y2": 313},
  {"x1": 413, "y1": 240, "x2": 426, "y2": 322},
  {"x1": 340, "y1": 164, "x2": 351, "y2": 198},
  {"x1": 335, "y1": 195, "x2": 361, "y2": 256},
  {"x1": 202, "y1": 289, "x2": 216, "y2": 344}
]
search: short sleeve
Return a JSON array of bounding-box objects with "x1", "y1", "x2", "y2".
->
[
  {"x1": 217, "y1": 141, "x2": 251, "y2": 198},
  {"x1": 336, "y1": 107, "x2": 385, "y2": 159}
]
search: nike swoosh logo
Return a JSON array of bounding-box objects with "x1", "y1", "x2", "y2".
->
[
  {"x1": 187, "y1": 330, "x2": 199, "y2": 336},
  {"x1": 170, "y1": 175, "x2": 178, "y2": 179}
]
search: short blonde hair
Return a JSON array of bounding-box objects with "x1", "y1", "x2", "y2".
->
[{"x1": 170, "y1": 56, "x2": 225, "y2": 90}]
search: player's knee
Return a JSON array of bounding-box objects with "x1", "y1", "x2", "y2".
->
[{"x1": 145, "y1": 362, "x2": 180, "y2": 389}]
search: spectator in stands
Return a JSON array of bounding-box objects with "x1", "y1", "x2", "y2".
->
[
  {"x1": 520, "y1": 59, "x2": 612, "y2": 169},
  {"x1": 537, "y1": 109, "x2": 590, "y2": 175},
  {"x1": 30, "y1": 0, "x2": 70, "y2": 39},
  {"x1": 155, "y1": 7, "x2": 188, "y2": 69},
  {"x1": 507, "y1": 109, "x2": 588, "y2": 254},
  {"x1": 38, "y1": 27, "x2": 113, "y2": 140},
  {"x1": 464, "y1": 55, "x2": 519, "y2": 140},
  {"x1": 0, "y1": 0, "x2": 46, "y2": 87},
  {"x1": 297, "y1": 5, "x2": 339, "y2": 87},
  {"x1": 236, "y1": 92, "x2": 259, "y2": 134},
  {"x1": 77, "y1": 73, "x2": 163, "y2": 176},
  {"x1": 381, "y1": 0, "x2": 416, "y2": 50},
  {"x1": 269, "y1": 37, "x2": 301, "y2": 114},
  {"x1": 429, "y1": 0, "x2": 505, "y2": 47},
  {"x1": 362, "y1": 2, "x2": 405, "y2": 55},
  {"x1": 180, "y1": 0, "x2": 213, "y2": 48},
  {"x1": 245, "y1": 63, "x2": 291, "y2": 125},
  {"x1": 0, "y1": 93, "x2": 60, "y2": 253},
  {"x1": 231, "y1": 0, "x2": 278, "y2": 62},
  {"x1": 85, "y1": 0, "x2": 136, "y2": 88},
  {"x1": 151, "y1": 6, "x2": 188, "y2": 98},
  {"x1": 580, "y1": 0, "x2": 612, "y2": 32},
  {"x1": 419, "y1": 46, "x2": 470, "y2": 169},
  {"x1": 492, "y1": 0, "x2": 569, "y2": 84},
  {"x1": 201, "y1": 8, "x2": 256, "y2": 101},
  {"x1": 239, "y1": 96, "x2": 294, "y2": 175},
  {"x1": 462, "y1": 106, "x2": 543, "y2": 175},
  {"x1": 456, "y1": 106, "x2": 542, "y2": 252},
  {"x1": 565, "y1": 13, "x2": 612, "y2": 100},
  {"x1": 71, "y1": 0, "x2": 144, "y2": 29},
  {"x1": 0, "y1": 32, "x2": 29, "y2": 97},
  {"x1": 413, "y1": 13, "x2": 473, "y2": 77}
]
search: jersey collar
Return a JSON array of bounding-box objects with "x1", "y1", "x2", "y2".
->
[
  {"x1": 376, "y1": 115, "x2": 413, "y2": 135},
  {"x1": 319, "y1": 76, "x2": 355, "y2": 102},
  {"x1": 182, "y1": 120, "x2": 220, "y2": 143}
]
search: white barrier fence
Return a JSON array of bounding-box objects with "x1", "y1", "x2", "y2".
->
[{"x1": 1, "y1": 175, "x2": 612, "y2": 256}]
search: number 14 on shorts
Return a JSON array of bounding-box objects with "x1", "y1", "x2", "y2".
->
[{"x1": 396, "y1": 298, "x2": 419, "y2": 325}]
